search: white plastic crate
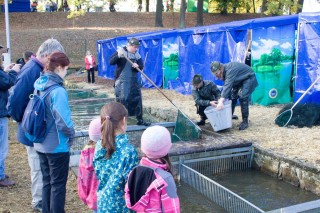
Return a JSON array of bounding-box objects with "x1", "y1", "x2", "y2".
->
[{"x1": 204, "y1": 101, "x2": 232, "y2": 132}]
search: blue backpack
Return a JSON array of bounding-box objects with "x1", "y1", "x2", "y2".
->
[{"x1": 21, "y1": 85, "x2": 60, "y2": 143}]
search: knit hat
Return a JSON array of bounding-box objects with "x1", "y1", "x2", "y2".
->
[
  {"x1": 210, "y1": 61, "x2": 221, "y2": 73},
  {"x1": 88, "y1": 117, "x2": 101, "y2": 142},
  {"x1": 141, "y1": 125, "x2": 172, "y2": 158}
]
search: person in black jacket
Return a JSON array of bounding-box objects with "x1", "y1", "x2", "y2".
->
[
  {"x1": 0, "y1": 62, "x2": 21, "y2": 187},
  {"x1": 192, "y1": 74, "x2": 221, "y2": 125},
  {"x1": 109, "y1": 38, "x2": 150, "y2": 126},
  {"x1": 211, "y1": 61, "x2": 258, "y2": 130},
  {"x1": 16, "y1": 51, "x2": 34, "y2": 68}
]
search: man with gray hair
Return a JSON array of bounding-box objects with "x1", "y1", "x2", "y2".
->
[{"x1": 7, "y1": 38, "x2": 65, "y2": 212}]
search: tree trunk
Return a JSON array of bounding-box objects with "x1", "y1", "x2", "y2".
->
[
  {"x1": 252, "y1": 0, "x2": 256, "y2": 13},
  {"x1": 196, "y1": 0, "x2": 203, "y2": 26},
  {"x1": 146, "y1": 0, "x2": 150, "y2": 12},
  {"x1": 278, "y1": 1, "x2": 283, "y2": 15},
  {"x1": 179, "y1": 0, "x2": 186, "y2": 28},
  {"x1": 297, "y1": 0, "x2": 304, "y2": 13},
  {"x1": 155, "y1": 0, "x2": 164, "y2": 27},
  {"x1": 261, "y1": 0, "x2": 268, "y2": 16}
]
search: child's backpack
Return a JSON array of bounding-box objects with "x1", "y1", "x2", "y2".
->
[{"x1": 21, "y1": 85, "x2": 60, "y2": 143}]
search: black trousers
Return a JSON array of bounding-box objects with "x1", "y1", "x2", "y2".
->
[
  {"x1": 197, "y1": 105, "x2": 208, "y2": 120},
  {"x1": 37, "y1": 151, "x2": 70, "y2": 213},
  {"x1": 87, "y1": 68, "x2": 95, "y2": 83}
]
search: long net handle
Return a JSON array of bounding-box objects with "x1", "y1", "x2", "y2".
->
[
  {"x1": 292, "y1": 76, "x2": 320, "y2": 109},
  {"x1": 122, "y1": 54, "x2": 179, "y2": 109},
  {"x1": 122, "y1": 54, "x2": 200, "y2": 129}
]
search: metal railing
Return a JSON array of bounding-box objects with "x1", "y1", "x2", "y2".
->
[
  {"x1": 71, "y1": 122, "x2": 176, "y2": 154},
  {"x1": 176, "y1": 146, "x2": 264, "y2": 213},
  {"x1": 180, "y1": 164, "x2": 264, "y2": 213}
]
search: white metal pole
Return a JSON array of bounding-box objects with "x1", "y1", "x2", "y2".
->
[{"x1": 4, "y1": 0, "x2": 11, "y2": 62}]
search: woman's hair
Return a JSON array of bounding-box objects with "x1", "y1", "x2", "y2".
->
[
  {"x1": 100, "y1": 102, "x2": 128, "y2": 159},
  {"x1": 44, "y1": 52, "x2": 70, "y2": 73}
]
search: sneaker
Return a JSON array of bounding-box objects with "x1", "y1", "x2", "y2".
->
[
  {"x1": 0, "y1": 177, "x2": 15, "y2": 187},
  {"x1": 33, "y1": 201, "x2": 42, "y2": 212},
  {"x1": 137, "y1": 119, "x2": 151, "y2": 126},
  {"x1": 196, "y1": 120, "x2": 206, "y2": 126}
]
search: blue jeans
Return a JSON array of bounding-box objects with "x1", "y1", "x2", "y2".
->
[
  {"x1": 0, "y1": 117, "x2": 8, "y2": 180},
  {"x1": 37, "y1": 151, "x2": 70, "y2": 213}
]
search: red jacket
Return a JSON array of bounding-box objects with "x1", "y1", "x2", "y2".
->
[
  {"x1": 125, "y1": 157, "x2": 180, "y2": 213},
  {"x1": 84, "y1": 55, "x2": 96, "y2": 70},
  {"x1": 77, "y1": 146, "x2": 98, "y2": 210}
]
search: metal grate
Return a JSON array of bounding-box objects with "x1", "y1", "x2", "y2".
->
[
  {"x1": 174, "y1": 147, "x2": 264, "y2": 213},
  {"x1": 181, "y1": 147, "x2": 253, "y2": 176},
  {"x1": 180, "y1": 164, "x2": 264, "y2": 213}
]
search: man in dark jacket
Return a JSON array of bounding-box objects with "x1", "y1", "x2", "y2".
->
[
  {"x1": 16, "y1": 51, "x2": 34, "y2": 68},
  {"x1": 211, "y1": 61, "x2": 258, "y2": 130},
  {"x1": 0, "y1": 62, "x2": 21, "y2": 187},
  {"x1": 7, "y1": 39, "x2": 65, "y2": 212},
  {"x1": 109, "y1": 37, "x2": 150, "y2": 126},
  {"x1": 191, "y1": 74, "x2": 221, "y2": 125}
]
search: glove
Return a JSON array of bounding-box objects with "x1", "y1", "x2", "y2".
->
[{"x1": 117, "y1": 48, "x2": 125, "y2": 58}]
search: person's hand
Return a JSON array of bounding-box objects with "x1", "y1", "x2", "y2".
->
[
  {"x1": 117, "y1": 48, "x2": 125, "y2": 58},
  {"x1": 132, "y1": 62, "x2": 139, "y2": 69},
  {"x1": 4, "y1": 63, "x2": 21, "y2": 73},
  {"x1": 210, "y1": 101, "x2": 218, "y2": 107},
  {"x1": 217, "y1": 101, "x2": 224, "y2": 111}
]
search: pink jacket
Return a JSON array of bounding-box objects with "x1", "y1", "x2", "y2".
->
[
  {"x1": 77, "y1": 146, "x2": 98, "y2": 210},
  {"x1": 125, "y1": 157, "x2": 180, "y2": 213},
  {"x1": 84, "y1": 55, "x2": 96, "y2": 70}
]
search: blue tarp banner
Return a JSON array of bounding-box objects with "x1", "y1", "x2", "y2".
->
[
  {"x1": 163, "y1": 35, "x2": 181, "y2": 91},
  {"x1": 251, "y1": 24, "x2": 296, "y2": 105},
  {"x1": 139, "y1": 34, "x2": 163, "y2": 88},
  {"x1": 97, "y1": 38, "x2": 116, "y2": 79},
  {"x1": 295, "y1": 12, "x2": 320, "y2": 104},
  {"x1": 1, "y1": 0, "x2": 30, "y2": 12},
  {"x1": 97, "y1": 14, "x2": 305, "y2": 105}
]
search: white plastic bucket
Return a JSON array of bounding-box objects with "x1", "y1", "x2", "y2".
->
[{"x1": 204, "y1": 101, "x2": 232, "y2": 132}]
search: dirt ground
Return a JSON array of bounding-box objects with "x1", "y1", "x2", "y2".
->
[{"x1": 1, "y1": 12, "x2": 320, "y2": 213}]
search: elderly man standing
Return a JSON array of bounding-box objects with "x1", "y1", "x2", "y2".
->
[
  {"x1": 210, "y1": 61, "x2": 258, "y2": 130},
  {"x1": 191, "y1": 74, "x2": 221, "y2": 125}
]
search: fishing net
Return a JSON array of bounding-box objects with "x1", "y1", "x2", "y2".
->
[{"x1": 172, "y1": 110, "x2": 202, "y2": 142}]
